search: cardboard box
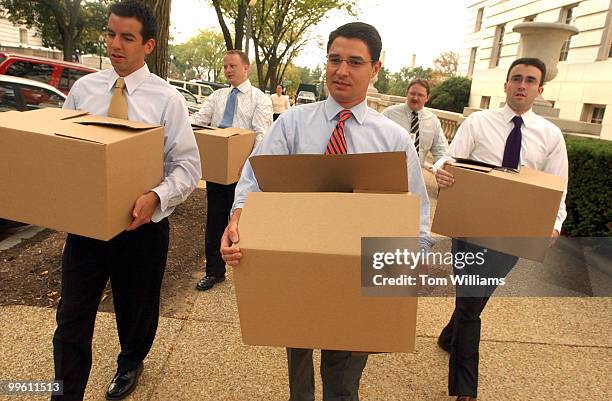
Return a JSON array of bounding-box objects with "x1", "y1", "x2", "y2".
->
[
  {"x1": 431, "y1": 162, "x2": 566, "y2": 262},
  {"x1": 0, "y1": 108, "x2": 163, "y2": 241},
  {"x1": 233, "y1": 152, "x2": 420, "y2": 353},
  {"x1": 193, "y1": 126, "x2": 255, "y2": 185}
]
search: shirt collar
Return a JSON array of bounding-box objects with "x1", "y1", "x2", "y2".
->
[
  {"x1": 324, "y1": 96, "x2": 368, "y2": 125},
  {"x1": 107, "y1": 63, "x2": 150, "y2": 95},
  {"x1": 233, "y1": 79, "x2": 252, "y2": 94},
  {"x1": 502, "y1": 103, "x2": 535, "y2": 127}
]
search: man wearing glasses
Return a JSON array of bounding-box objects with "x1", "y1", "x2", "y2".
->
[
  {"x1": 432, "y1": 57, "x2": 568, "y2": 401},
  {"x1": 382, "y1": 78, "x2": 449, "y2": 168},
  {"x1": 220, "y1": 22, "x2": 431, "y2": 401}
]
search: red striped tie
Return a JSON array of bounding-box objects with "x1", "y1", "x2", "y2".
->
[{"x1": 325, "y1": 109, "x2": 353, "y2": 155}]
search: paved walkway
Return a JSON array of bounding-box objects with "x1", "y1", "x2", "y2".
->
[{"x1": 1, "y1": 174, "x2": 611, "y2": 400}]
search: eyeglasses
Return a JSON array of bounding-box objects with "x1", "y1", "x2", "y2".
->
[{"x1": 326, "y1": 55, "x2": 373, "y2": 68}]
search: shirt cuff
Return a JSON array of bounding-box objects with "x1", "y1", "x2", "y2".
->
[{"x1": 432, "y1": 156, "x2": 456, "y2": 174}]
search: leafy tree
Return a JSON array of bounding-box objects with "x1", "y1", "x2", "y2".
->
[
  {"x1": 433, "y1": 50, "x2": 459, "y2": 77},
  {"x1": 387, "y1": 66, "x2": 434, "y2": 96},
  {"x1": 374, "y1": 66, "x2": 389, "y2": 94},
  {"x1": 210, "y1": 0, "x2": 356, "y2": 92},
  {"x1": 0, "y1": 0, "x2": 110, "y2": 61},
  {"x1": 427, "y1": 76, "x2": 471, "y2": 113},
  {"x1": 169, "y1": 29, "x2": 226, "y2": 81}
]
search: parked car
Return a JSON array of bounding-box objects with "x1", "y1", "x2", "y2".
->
[
  {"x1": 175, "y1": 86, "x2": 200, "y2": 115},
  {"x1": 0, "y1": 74, "x2": 66, "y2": 112},
  {"x1": 168, "y1": 79, "x2": 213, "y2": 102},
  {"x1": 296, "y1": 90, "x2": 316, "y2": 105},
  {"x1": 194, "y1": 80, "x2": 229, "y2": 91},
  {"x1": 0, "y1": 52, "x2": 97, "y2": 95}
]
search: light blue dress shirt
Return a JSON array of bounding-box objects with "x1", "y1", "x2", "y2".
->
[
  {"x1": 233, "y1": 97, "x2": 432, "y2": 245},
  {"x1": 64, "y1": 63, "x2": 202, "y2": 222}
]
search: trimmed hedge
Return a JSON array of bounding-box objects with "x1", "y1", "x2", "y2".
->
[{"x1": 563, "y1": 136, "x2": 612, "y2": 237}]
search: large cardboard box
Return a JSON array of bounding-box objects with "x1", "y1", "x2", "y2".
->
[
  {"x1": 233, "y1": 152, "x2": 420, "y2": 353},
  {"x1": 0, "y1": 108, "x2": 163, "y2": 241},
  {"x1": 193, "y1": 126, "x2": 255, "y2": 184},
  {"x1": 431, "y1": 162, "x2": 566, "y2": 262}
]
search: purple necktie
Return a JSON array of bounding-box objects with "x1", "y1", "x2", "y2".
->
[{"x1": 502, "y1": 115, "x2": 523, "y2": 169}]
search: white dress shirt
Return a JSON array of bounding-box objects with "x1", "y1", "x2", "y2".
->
[
  {"x1": 433, "y1": 104, "x2": 568, "y2": 232},
  {"x1": 270, "y1": 93, "x2": 290, "y2": 114},
  {"x1": 382, "y1": 104, "x2": 449, "y2": 166},
  {"x1": 233, "y1": 97, "x2": 433, "y2": 248},
  {"x1": 64, "y1": 63, "x2": 202, "y2": 222},
  {"x1": 191, "y1": 79, "x2": 273, "y2": 143}
]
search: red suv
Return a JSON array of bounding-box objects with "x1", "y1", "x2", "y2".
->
[{"x1": 0, "y1": 52, "x2": 97, "y2": 95}]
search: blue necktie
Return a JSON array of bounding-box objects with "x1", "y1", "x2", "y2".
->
[
  {"x1": 219, "y1": 87, "x2": 239, "y2": 128},
  {"x1": 502, "y1": 115, "x2": 523, "y2": 169}
]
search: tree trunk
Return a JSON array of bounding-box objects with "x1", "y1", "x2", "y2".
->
[
  {"x1": 143, "y1": 0, "x2": 171, "y2": 79},
  {"x1": 212, "y1": 0, "x2": 233, "y2": 50}
]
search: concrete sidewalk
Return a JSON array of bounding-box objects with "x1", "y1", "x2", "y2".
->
[{"x1": 0, "y1": 277, "x2": 610, "y2": 401}]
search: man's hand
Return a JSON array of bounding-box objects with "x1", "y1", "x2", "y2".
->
[
  {"x1": 549, "y1": 229, "x2": 560, "y2": 247},
  {"x1": 221, "y1": 209, "x2": 242, "y2": 267},
  {"x1": 434, "y1": 161, "x2": 455, "y2": 188},
  {"x1": 127, "y1": 191, "x2": 159, "y2": 231}
]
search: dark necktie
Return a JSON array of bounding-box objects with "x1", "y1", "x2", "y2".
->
[
  {"x1": 502, "y1": 115, "x2": 523, "y2": 169},
  {"x1": 411, "y1": 110, "x2": 420, "y2": 152},
  {"x1": 325, "y1": 109, "x2": 353, "y2": 155},
  {"x1": 219, "y1": 87, "x2": 239, "y2": 128}
]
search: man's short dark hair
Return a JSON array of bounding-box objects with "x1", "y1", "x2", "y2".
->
[
  {"x1": 225, "y1": 50, "x2": 250, "y2": 65},
  {"x1": 326, "y1": 22, "x2": 382, "y2": 61},
  {"x1": 109, "y1": 0, "x2": 158, "y2": 43},
  {"x1": 506, "y1": 57, "x2": 547, "y2": 87},
  {"x1": 406, "y1": 79, "x2": 430, "y2": 96}
]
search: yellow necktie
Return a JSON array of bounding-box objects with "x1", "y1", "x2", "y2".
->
[{"x1": 107, "y1": 78, "x2": 128, "y2": 119}]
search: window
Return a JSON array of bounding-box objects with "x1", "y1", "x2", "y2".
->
[
  {"x1": 524, "y1": 15, "x2": 537, "y2": 22},
  {"x1": 17, "y1": 85, "x2": 64, "y2": 110},
  {"x1": 559, "y1": 5, "x2": 577, "y2": 61},
  {"x1": 474, "y1": 8, "x2": 484, "y2": 32},
  {"x1": 480, "y1": 96, "x2": 491, "y2": 109},
  {"x1": 6, "y1": 61, "x2": 54, "y2": 85},
  {"x1": 581, "y1": 104, "x2": 606, "y2": 124},
  {"x1": 59, "y1": 68, "x2": 90, "y2": 92},
  {"x1": 201, "y1": 86, "x2": 213, "y2": 96},
  {"x1": 186, "y1": 83, "x2": 200, "y2": 95},
  {"x1": 609, "y1": 41, "x2": 612, "y2": 58},
  {"x1": 0, "y1": 82, "x2": 18, "y2": 111},
  {"x1": 467, "y1": 47, "x2": 478, "y2": 78},
  {"x1": 490, "y1": 24, "x2": 505, "y2": 68},
  {"x1": 19, "y1": 28, "x2": 28, "y2": 44}
]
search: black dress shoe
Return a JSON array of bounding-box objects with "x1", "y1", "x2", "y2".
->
[
  {"x1": 105, "y1": 362, "x2": 143, "y2": 400},
  {"x1": 196, "y1": 275, "x2": 225, "y2": 291}
]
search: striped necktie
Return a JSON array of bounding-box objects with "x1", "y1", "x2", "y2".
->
[
  {"x1": 411, "y1": 110, "x2": 420, "y2": 152},
  {"x1": 325, "y1": 109, "x2": 353, "y2": 155}
]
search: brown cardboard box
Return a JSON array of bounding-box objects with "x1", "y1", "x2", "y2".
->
[
  {"x1": 431, "y1": 162, "x2": 566, "y2": 262},
  {"x1": 193, "y1": 126, "x2": 255, "y2": 184},
  {"x1": 233, "y1": 152, "x2": 420, "y2": 353},
  {"x1": 0, "y1": 108, "x2": 163, "y2": 241}
]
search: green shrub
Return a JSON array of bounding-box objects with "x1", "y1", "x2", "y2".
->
[
  {"x1": 427, "y1": 76, "x2": 471, "y2": 113},
  {"x1": 563, "y1": 136, "x2": 612, "y2": 237}
]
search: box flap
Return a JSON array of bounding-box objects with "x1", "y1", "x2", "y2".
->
[
  {"x1": 67, "y1": 115, "x2": 158, "y2": 130},
  {"x1": 448, "y1": 165, "x2": 566, "y2": 192},
  {"x1": 451, "y1": 162, "x2": 492, "y2": 173},
  {"x1": 250, "y1": 152, "x2": 408, "y2": 192},
  {"x1": 14, "y1": 108, "x2": 90, "y2": 120},
  {"x1": 195, "y1": 126, "x2": 254, "y2": 138},
  {"x1": 239, "y1": 192, "x2": 420, "y2": 256}
]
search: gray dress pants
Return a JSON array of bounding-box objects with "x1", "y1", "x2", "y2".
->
[{"x1": 287, "y1": 348, "x2": 369, "y2": 401}]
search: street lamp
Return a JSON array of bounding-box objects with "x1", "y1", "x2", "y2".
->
[{"x1": 245, "y1": 0, "x2": 257, "y2": 57}]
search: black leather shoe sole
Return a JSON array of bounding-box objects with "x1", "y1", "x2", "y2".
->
[
  {"x1": 105, "y1": 363, "x2": 143, "y2": 400},
  {"x1": 437, "y1": 335, "x2": 451, "y2": 353},
  {"x1": 195, "y1": 275, "x2": 226, "y2": 291}
]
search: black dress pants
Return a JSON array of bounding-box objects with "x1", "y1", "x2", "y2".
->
[
  {"x1": 287, "y1": 348, "x2": 369, "y2": 401},
  {"x1": 204, "y1": 181, "x2": 237, "y2": 277},
  {"x1": 439, "y1": 239, "x2": 518, "y2": 398},
  {"x1": 51, "y1": 219, "x2": 169, "y2": 401}
]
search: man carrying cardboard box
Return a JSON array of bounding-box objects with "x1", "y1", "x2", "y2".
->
[
  {"x1": 192, "y1": 50, "x2": 272, "y2": 292},
  {"x1": 221, "y1": 22, "x2": 431, "y2": 401},
  {"x1": 432, "y1": 57, "x2": 568, "y2": 401},
  {"x1": 51, "y1": 2, "x2": 201, "y2": 400}
]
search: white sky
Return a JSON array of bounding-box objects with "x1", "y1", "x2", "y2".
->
[{"x1": 170, "y1": 0, "x2": 465, "y2": 73}]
